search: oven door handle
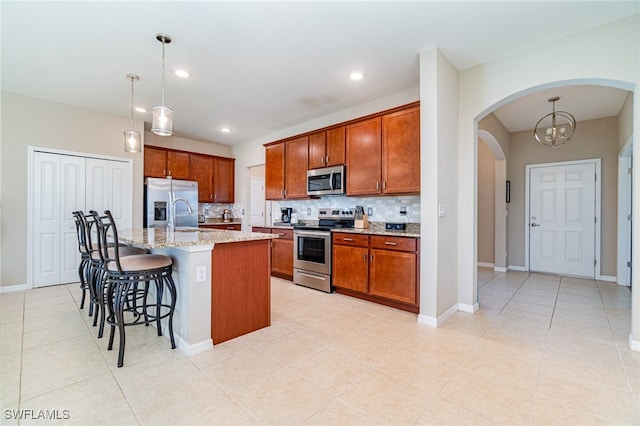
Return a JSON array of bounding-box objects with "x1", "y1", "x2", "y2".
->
[
  {"x1": 330, "y1": 170, "x2": 335, "y2": 192},
  {"x1": 294, "y1": 230, "x2": 330, "y2": 237}
]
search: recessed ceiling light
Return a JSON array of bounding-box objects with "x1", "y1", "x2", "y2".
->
[
  {"x1": 135, "y1": 107, "x2": 147, "y2": 113},
  {"x1": 175, "y1": 69, "x2": 189, "y2": 78},
  {"x1": 221, "y1": 127, "x2": 231, "y2": 133},
  {"x1": 350, "y1": 71, "x2": 364, "y2": 81}
]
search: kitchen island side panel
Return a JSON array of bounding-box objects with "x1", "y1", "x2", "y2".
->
[{"x1": 211, "y1": 239, "x2": 271, "y2": 343}]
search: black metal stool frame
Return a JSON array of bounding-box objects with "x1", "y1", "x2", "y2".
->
[{"x1": 92, "y1": 210, "x2": 177, "y2": 367}]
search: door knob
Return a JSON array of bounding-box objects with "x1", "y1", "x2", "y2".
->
[{"x1": 531, "y1": 223, "x2": 540, "y2": 227}]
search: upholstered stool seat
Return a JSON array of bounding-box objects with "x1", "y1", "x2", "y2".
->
[{"x1": 92, "y1": 210, "x2": 177, "y2": 368}]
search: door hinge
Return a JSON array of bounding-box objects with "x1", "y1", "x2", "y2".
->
[
  {"x1": 629, "y1": 167, "x2": 633, "y2": 175},
  {"x1": 594, "y1": 217, "x2": 597, "y2": 224},
  {"x1": 594, "y1": 259, "x2": 597, "y2": 266},
  {"x1": 595, "y1": 173, "x2": 597, "y2": 181},
  {"x1": 628, "y1": 261, "x2": 632, "y2": 268},
  {"x1": 629, "y1": 214, "x2": 633, "y2": 221}
]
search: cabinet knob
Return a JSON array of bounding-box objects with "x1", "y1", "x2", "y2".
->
[
  {"x1": 343, "y1": 237, "x2": 354, "y2": 242},
  {"x1": 363, "y1": 253, "x2": 367, "y2": 262},
  {"x1": 384, "y1": 241, "x2": 398, "y2": 246},
  {"x1": 375, "y1": 182, "x2": 379, "y2": 190},
  {"x1": 382, "y1": 181, "x2": 386, "y2": 190},
  {"x1": 370, "y1": 254, "x2": 374, "y2": 262}
]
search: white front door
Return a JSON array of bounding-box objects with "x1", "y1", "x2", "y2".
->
[{"x1": 529, "y1": 161, "x2": 597, "y2": 278}]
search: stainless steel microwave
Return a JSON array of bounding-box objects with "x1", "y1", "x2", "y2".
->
[{"x1": 307, "y1": 165, "x2": 345, "y2": 196}]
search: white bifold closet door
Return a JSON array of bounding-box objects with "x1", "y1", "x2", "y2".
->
[{"x1": 32, "y1": 152, "x2": 132, "y2": 287}]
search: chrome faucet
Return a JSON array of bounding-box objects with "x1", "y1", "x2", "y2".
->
[{"x1": 168, "y1": 194, "x2": 194, "y2": 231}]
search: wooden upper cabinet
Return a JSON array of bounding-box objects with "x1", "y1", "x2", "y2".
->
[
  {"x1": 265, "y1": 143, "x2": 285, "y2": 200},
  {"x1": 309, "y1": 127, "x2": 345, "y2": 169},
  {"x1": 308, "y1": 132, "x2": 326, "y2": 169},
  {"x1": 382, "y1": 106, "x2": 420, "y2": 194},
  {"x1": 346, "y1": 117, "x2": 382, "y2": 196},
  {"x1": 144, "y1": 146, "x2": 168, "y2": 178},
  {"x1": 325, "y1": 126, "x2": 346, "y2": 166},
  {"x1": 189, "y1": 154, "x2": 214, "y2": 202},
  {"x1": 213, "y1": 157, "x2": 235, "y2": 203},
  {"x1": 285, "y1": 136, "x2": 309, "y2": 198},
  {"x1": 167, "y1": 151, "x2": 190, "y2": 179}
]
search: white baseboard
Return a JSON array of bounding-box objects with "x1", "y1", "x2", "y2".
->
[
  {"x1": 629, "y1": 334, "x2": 640, "y2": 352},
  {"x1": 458, "y1": 302, "x2": 479, "y2": 313},
  {"x1": 494, "y1": 266, "x2": 508, "y2": 273},
  {"x1": 508, "y1": 265, "x2": 527, "y2": 272},
  {"x1": 417, "y1": 303, "x2": 459, "y2": 327},
  {"x1": 0, "y1": 284, "x2": 27, "y2": 294},
  {"x1": 477, "y1": 262, "x2": 494, "y2": 268},
  {"x1": 597, "y1": 275, "x2": 616, "y2": 283},
  {"x1": 176, "y1": 335, "x2": 213, "y2": 357}
]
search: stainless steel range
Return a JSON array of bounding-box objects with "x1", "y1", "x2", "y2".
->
[{"x1": 293, "y1": 208, "x2": 354, "y2": 292}]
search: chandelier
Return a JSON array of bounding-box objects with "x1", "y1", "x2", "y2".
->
[
  {"x1": 533, "y1": 96, "x2": 576, "y2": 149},
  {"x1": 123, "y1": 74, "x2": 142, "y2": 153},
  {"x1": 151, "y1": 33, "x2": 174, "y2": 136}
]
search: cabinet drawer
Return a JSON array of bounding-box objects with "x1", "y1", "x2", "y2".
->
[
  {"x1": 252, "y1": 227, "x2": 272, "y2": 234},
  {"x1": 370, "y1": 235, "x2": 417, "y2": 252},
  {"x1": 332, "y1": 233, "x2": 368, "y2": 247},
  {"x1": 271, "y1": 228, "x2": 293, "y2": 240},
  {"x1": 202, "y1": 224, "x2": 241, "y2": 231}
]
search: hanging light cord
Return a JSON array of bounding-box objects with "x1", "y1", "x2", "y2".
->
[
  {"x1": 129, "y1": 76, "x2": 135, "y2": 128},
  {"x1": 160, "y1": 37, "x2": 166, "y2": 107}
]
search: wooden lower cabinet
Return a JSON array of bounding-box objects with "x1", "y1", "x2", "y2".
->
[
  {"x1": 252, "y1": 227, "x2": 293, "y2": 280},
  {"x1": 332, "y1": 232, "x2": 419, "y2": 313},
  {"x1": 211, "y1": 239, "x2": 271, "y2": 343}
]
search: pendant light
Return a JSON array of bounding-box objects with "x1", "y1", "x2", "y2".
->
[
  {"x1": 123, "y1": 74, "x2": 142, "y2": 153},
  {"x1": 533, "y1": 96, "x2": 576, "y2": 149},
  {"x1": 151, "y1": 33, "x2": 174, "y2": 136}
]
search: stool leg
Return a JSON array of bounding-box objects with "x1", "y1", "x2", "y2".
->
[
  {"x1": 114, "y1": 280, "x2": 131, "y2": 368},
  {"x1": 97, "y1": 268, "x2": 108, "y2": 338},
  {"x1": 79, "y1": 259, "x2": 87, "y2": 310},
  {"x1": 155, "y1": 278, "x2": 164, "y2": 336},
  {"x1": 106, "y1": 280, "x2": 117, "y2": 351},
  {"x1": 165, "y1": 273, "x2": 177, "y2": 350}
]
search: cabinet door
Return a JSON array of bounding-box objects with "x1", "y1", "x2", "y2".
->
[
  {"x1": 271, "y1": 238, "x2": 293, "y2": 279},
  {"x1": 332, "y1": 244, "x2": 368, "y2": 293},
  {"x1": 369, "y1": 248, "x2": 417, "y2": 304},
  {"x1": 167, "y1": 151, "x2": 190, "y2": 179},
  {"x1": 308, "y1": 132, "x2": 326, "y2": 169},
  {"x1": 325, "y1": 126, "x2": 345, "y2": 166},
  {"x1": 285, "y1": 136, "x2": 309, "y2": 198},
  {"x1": 213, "y1": 157, "x2": 235, "y2": 203},
  {"x1": 346, "y1": 117, "x2": 381, "y2": 195},
  {"x1": 190, "y1": 154, "x2": 214, "y2": 202},
  {"x1": 144, "y1": 146, "x2": 167, "y2": 178},
  {"x1": 265, "y1": 143, "x2": 285, "y2": 200},
  {"x1": 382, "y1": 106, "x2": 420, "y2": 194}
]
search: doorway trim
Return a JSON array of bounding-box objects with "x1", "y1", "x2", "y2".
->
[
  {"x1": 618, "y1": 138, "x2": 633, "y2": 286},
  {"x1": 524, "y1": 158, "x2": 601, "y2": 278}
]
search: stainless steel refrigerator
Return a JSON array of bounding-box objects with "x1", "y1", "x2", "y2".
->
[{"x1": 144, "y1": 177, "x2": 198, "y2": 228}]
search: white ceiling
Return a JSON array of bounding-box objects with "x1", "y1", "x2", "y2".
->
[{"x1": 2, "y1": 2, "x2": 638, "y2": 145}]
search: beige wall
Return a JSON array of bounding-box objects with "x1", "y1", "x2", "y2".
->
[
  {"x1": 144, "y1": 131, "x2": 231, "y2": 158},
  {"x1": 477, "y1": 139, "x2": 496, "y2": 264},
  {"x1": 1, "y1": 92, "x2": 144, "y2": 287},
  {"x1": 478, "y1": 113, "x2": 510, "y2": 160},
  {"x1": 508, "y1": 116, "x2": 619, "y2": 276}
]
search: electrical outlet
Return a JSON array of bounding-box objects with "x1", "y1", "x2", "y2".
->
[
  {"x1": 204, "y1": 208, "x2": 209, "y2": 215},
  {"x1": 367, "y1": 207, "x2": 373, "y2": 216},
  {"x1": 196, "y1": 266, "x2": 206, "y2": 283},
  {"x1": 307, "y1": 208, "x2": 311, "y2": 215}
]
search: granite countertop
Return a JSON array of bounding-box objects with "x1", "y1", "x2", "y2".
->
[
  {"x1": 333, "y1": 222, "x2": 420, "y2": 238},
  {"x1": 264, "y1": 221, "x2": 420, "y2": 238},
  {"x1": 117, "y1": 227, "x2": 277, "y2": 250}
]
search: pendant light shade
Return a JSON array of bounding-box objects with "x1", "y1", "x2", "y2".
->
[
  {"x1": 124, "y1": 74, "x2": 142, "y2": 153},
  {"x1": 533, "y1": 96, "x2": 576, "y2": 149},
  {"x1": 151, "y1": 33, "x2": 173, "y2": 136}
]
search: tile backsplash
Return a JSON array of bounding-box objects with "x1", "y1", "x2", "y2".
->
[{"x1": 272, "y1": 195, "x2": 420, "y2": 224}]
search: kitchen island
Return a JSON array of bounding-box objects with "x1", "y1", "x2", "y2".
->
[{"x1": 116, "y1": 227, "x2": 278, "y2": 356}]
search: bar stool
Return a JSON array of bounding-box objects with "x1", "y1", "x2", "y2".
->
[
  {"x1": 84, "y1": 212, "x2": 147, "y2": 338},
  {"x1": 92, "y1": 210, "x2": 177, "y2": 367}
]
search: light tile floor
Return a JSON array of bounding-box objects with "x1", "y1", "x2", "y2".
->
[{"x1": 1, "y1": 269, "x2": 638, "y2": 425}]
